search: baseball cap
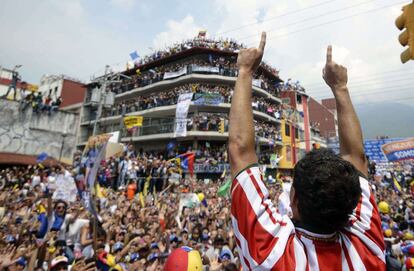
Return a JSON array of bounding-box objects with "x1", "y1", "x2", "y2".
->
[
  {"x1": 113, "y1": 242, "x2": 124, "y2": 253},
  {"x1": 219, "y1": 249, "x2": 232, "y2": 261},
  {"x1": 16, "y1": 257, "x2": 27, "y2": 267}
]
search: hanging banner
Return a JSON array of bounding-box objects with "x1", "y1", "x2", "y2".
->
[
  {"x1": 124, "y1": 116, "x2": 143, "y2": 129},
  {"x1": 381, "y1": 138, "x2": 414, "y2": 162},
  {"x1": 193, "y1": 93, "x2": 224, "y2": 105},
  {"x1": 174, "y1": 93, "x2": 193, "y2": 137},
  {"x1": 163, "y1": 66, "x2": 188, "y2": 80},
  {"x1": 191, "y1": 65, "x2": 220, "y2": 74},
  {"x1": 252, "y1": 79, "x2": 263, "y2": 88}
]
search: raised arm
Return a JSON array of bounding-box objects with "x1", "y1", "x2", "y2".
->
[
  {"x1": 229, "y1": 32, "x2": 266, "y2": 179},
  {"x1": 322, "y1": 45, "x2": 368, "y2": 176}
]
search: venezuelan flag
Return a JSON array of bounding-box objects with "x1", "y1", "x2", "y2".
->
[
  {"x1": 393, "y1": 174, "x2": 402, "y2": 193},
  {"x1": 169, "y1": 152, "x2": 195, "y2": 177}
]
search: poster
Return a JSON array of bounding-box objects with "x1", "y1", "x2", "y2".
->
[{"x1": 174, "y1": 93, "x2": 193, "y2": 137}]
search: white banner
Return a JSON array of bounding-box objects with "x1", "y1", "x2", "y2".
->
[
  {"x1": 163, "y1": 66, "x2": 188, "y2": 80},
  {"x1": 52, "y1": 174, "x2": 78, "y2": 202},
  {"x1": 191, "y1": 65, "x2": 220, "y2": 74},
  {"x1": 253, "y1": 79, "x2": 263, "y2": 88},
  {"x1": 174, "y1": 93, "x2": 193, "y2": 137}
]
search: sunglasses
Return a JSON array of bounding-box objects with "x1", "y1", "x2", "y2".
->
[{"x1": 56, "y1": 206, "x2": 66, "y2": 210}]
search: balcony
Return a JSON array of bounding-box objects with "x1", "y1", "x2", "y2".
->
[
  {"x1": 114, "y1": 72, "x2": 281, "y2": 103},
  {"x1": 80, "y1": 103, "x2": 282, "y2": 126}
]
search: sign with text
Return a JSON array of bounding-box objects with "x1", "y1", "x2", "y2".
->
[{"x1": 381, "y1": 138, "x2": 414, "y2": 162}]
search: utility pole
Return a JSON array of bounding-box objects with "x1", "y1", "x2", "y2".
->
[
  {"x1": 92, "y1": 65, "x2": 110, "y2": 136},
  {"x1": 91, "y1": 65, "x2": 133, "y2": 137}
]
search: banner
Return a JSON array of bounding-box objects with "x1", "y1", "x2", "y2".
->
[
  {"x1": 123, "y1": 116, "x2": 143, "y2": 129},
  {"x1": 328, "y1": 137, "x2": 407, "y2": 163},
  {"x1": 191, "y1": 65, "x2": 220, "y2": 74},
  {"x1": 174, "y1": 93, "x2": 193, "y2": 137},
  {"x1": 52, "y1": 174, "x2": 78, "y2": 202},
  {"x1": 252, "y1": 79, "x2": 263, "y2": 88},
  {"x1": 163, "y1": 66, "x2": 187, "y2": 80},
  {"x1": 181, "y1": 163, "x2": 230, "y2": 174},
  {"x1": 382, "y1": 138, "x2": 414, "y2": 162},
  {"x1": 193, "y1": 93, "x2": 224, "y2": 105}
]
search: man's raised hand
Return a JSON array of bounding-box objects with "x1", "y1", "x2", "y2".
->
[
  {"x1": 237, "y1": 32, "x2": 266, "y2": 74},
  {"x1": 322, "y1": 45, "x2": 348, "y2": 93}
]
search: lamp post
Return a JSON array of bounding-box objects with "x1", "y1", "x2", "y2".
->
[{"x1": 59, "y1": 130, "x2": 68, "y2": 162}]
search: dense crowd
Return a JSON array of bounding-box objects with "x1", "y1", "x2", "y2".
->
[
  {"x1": 90, "y1": 38, "x2": 282, "y2": 100},
  {"x1": 1, "y1": 141, "x2": 412, "y2": 270},
  {"x1": 102, "y1": 83, "x2": 283, "y2": 121},
  {"x1": 0, "y1": 143, "x2": 284, "y2": 271}
]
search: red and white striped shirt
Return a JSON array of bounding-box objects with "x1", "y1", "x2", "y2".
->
[{"x1": 231, "y1": 166, "x2": 385, "y2": 271}]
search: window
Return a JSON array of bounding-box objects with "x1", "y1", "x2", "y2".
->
[
  {"x1": 295, "y1": 127, "x2": 299, "y2": 139},
  {"x1": 54, "y1": 86, "x2": 58, "y2": 93},
  {"x1": 285, "y1": 123, "x2": 290, "y2": 137},
  {"x1": 297, "y1": 95, "x2": 302, "y2": 104}
]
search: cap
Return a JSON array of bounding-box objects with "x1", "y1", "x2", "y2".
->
[
  {"x1": 50, "y1": 256, "x2": 68, "y2": 268},
  {"x1": 130, "y1": 252, "x2": 140, "y2": 263},
  {"x1": 219, "y1": 249, "x2": 232, "y2": 261},
  {"x1": 150, "y1": 242, "x2": 159, "y2": 249},
  {"x1": 113, "y1": 242, "x2": 124, "y2": 253},
  {"x1": 164, "y1": 247, "x2": 202, "y2": 271},
  {"x1": 16, "y1": 257, "x2": 27, "y2": 267}
]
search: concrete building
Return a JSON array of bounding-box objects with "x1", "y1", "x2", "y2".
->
[
  {"x1": 38, "y1": 74, "x2": 86, "y2": 112},
  {"x1": 79, "y1": 39, "x2": 284, "y2": 175},
  {"x1": 308, "y1": 97, "x2": 338, "y2": 139}
]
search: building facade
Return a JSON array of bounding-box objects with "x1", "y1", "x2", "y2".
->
[
  {"x1": 38, "y1": 74, "x2": 86, "y2": 112},
  {"x1": 79, "y1": 39, "x2": 284, "y2": 175}
]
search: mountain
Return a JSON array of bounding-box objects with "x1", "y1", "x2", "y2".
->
[{"x1": 355, "y1": 102, "x2": 414, "y2": 139}]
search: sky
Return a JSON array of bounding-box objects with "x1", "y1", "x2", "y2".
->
[{"x1": 1, "y1": 0, "x2": 414, "y2": 106}]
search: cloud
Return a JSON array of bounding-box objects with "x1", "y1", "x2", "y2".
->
[
  {"x1": 110, "y1": 0, "x2": 137, "y2": 10},
  {"x1": 152, "y1": 15, "x2": 201, "y2": 48}
]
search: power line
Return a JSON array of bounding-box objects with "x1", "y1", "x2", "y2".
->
[
  {"x1": 353, "y1": 96, "x2": 414, "y2": 106},
  {"x1": 215, "y1": 0, "x2": 342, "y2": 36},
  {"x1": 312, "y1": 86, "x2": 413, "y2": 100},
  {"x1": 304, "y1": 67, "x2": 414, "y2": 88},
  {"x1": 244, "y1": 1, "x2": 407, "y2": 46},
  {"x1": 308, "y1": 77, "x2": 414, "y2": 93},
  {"x1": 236, "y1": 0, "x2": 380, "y2": 42}
]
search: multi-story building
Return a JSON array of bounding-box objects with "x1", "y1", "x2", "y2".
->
[
  {"x1": 308, "y1": 97, "x2": 338, "y2": 140},
  {"x1": 79, "y1": 38, "x2": 284, "y2": 175},
  {"x1": 38, "y1": 74, "x2": 86, "y2": 113}
]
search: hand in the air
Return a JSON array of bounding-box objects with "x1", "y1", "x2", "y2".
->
[
  {"x1": 237, "y1": 32, "x2": 266, "y2": 74},
  {"x1": 323, "y1": 45, "x2": 348, "y2": 92}
]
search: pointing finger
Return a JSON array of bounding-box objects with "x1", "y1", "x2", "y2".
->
[
  {"x1": 326, "y1": 45, "x2": 332, "y2": 63},
  {"x1": 258, "y1": 32, "x2": 266, "y2": 52}
]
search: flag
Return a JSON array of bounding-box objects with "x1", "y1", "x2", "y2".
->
[
  {"x1": 393, "y1": 174, "x2": 402, "y2": 193},
  {"x1": 169, "y1": 152, "x2": 195, "y2": 177},
  {"x1": 217, "y1": 180, "x2": 231, "y2": 197},
  {"x1": 129, "y1": 51, "x2": 139, "y2": 61},
  {"x1": 36, "y1": 152, "x2": 48, "y2": 163}
]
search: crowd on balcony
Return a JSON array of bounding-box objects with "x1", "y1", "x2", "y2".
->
[
  {"x1": 99, "y1": 45, "x2": 280, "y2": 98},
  {"x1": 102, "y1": 83, "x2": 283, "y2": 121}
]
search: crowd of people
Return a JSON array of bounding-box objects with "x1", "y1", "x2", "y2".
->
[
  {"x1": 102, "y1": 83, "x2": 283, "y2": 124},
  {"x1": 0, "y1": 141, "x2": 413, "y2": 270},
  {"x1": 19, "y1": 92, "x2": 63, "y2": 115},
  {"x1": 89, "y1": 38, "x2": 282, "y2": 100}
]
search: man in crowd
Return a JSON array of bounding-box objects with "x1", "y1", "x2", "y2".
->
[{"x1": 228, "y1": 32, "x2": 385, "y2": 270}]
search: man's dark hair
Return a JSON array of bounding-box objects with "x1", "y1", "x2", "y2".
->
[{"x1": 293, "y1": 148, "x2": 361, "y2": 233}]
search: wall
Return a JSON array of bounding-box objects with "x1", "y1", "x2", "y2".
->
[
  {"x1": 0, "y1": 99, "x2": 80, "y2": 164},
  {"x1": 308, "y1": 97, "x2": 337, "y2": 139},
  {"x1": 61, "y1": 79, "x2": 86, "y2": 108}
]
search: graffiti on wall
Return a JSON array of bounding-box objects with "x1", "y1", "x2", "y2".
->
[{"x1": 0, "y1": 99, "x2": 79, "y2": 163}]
